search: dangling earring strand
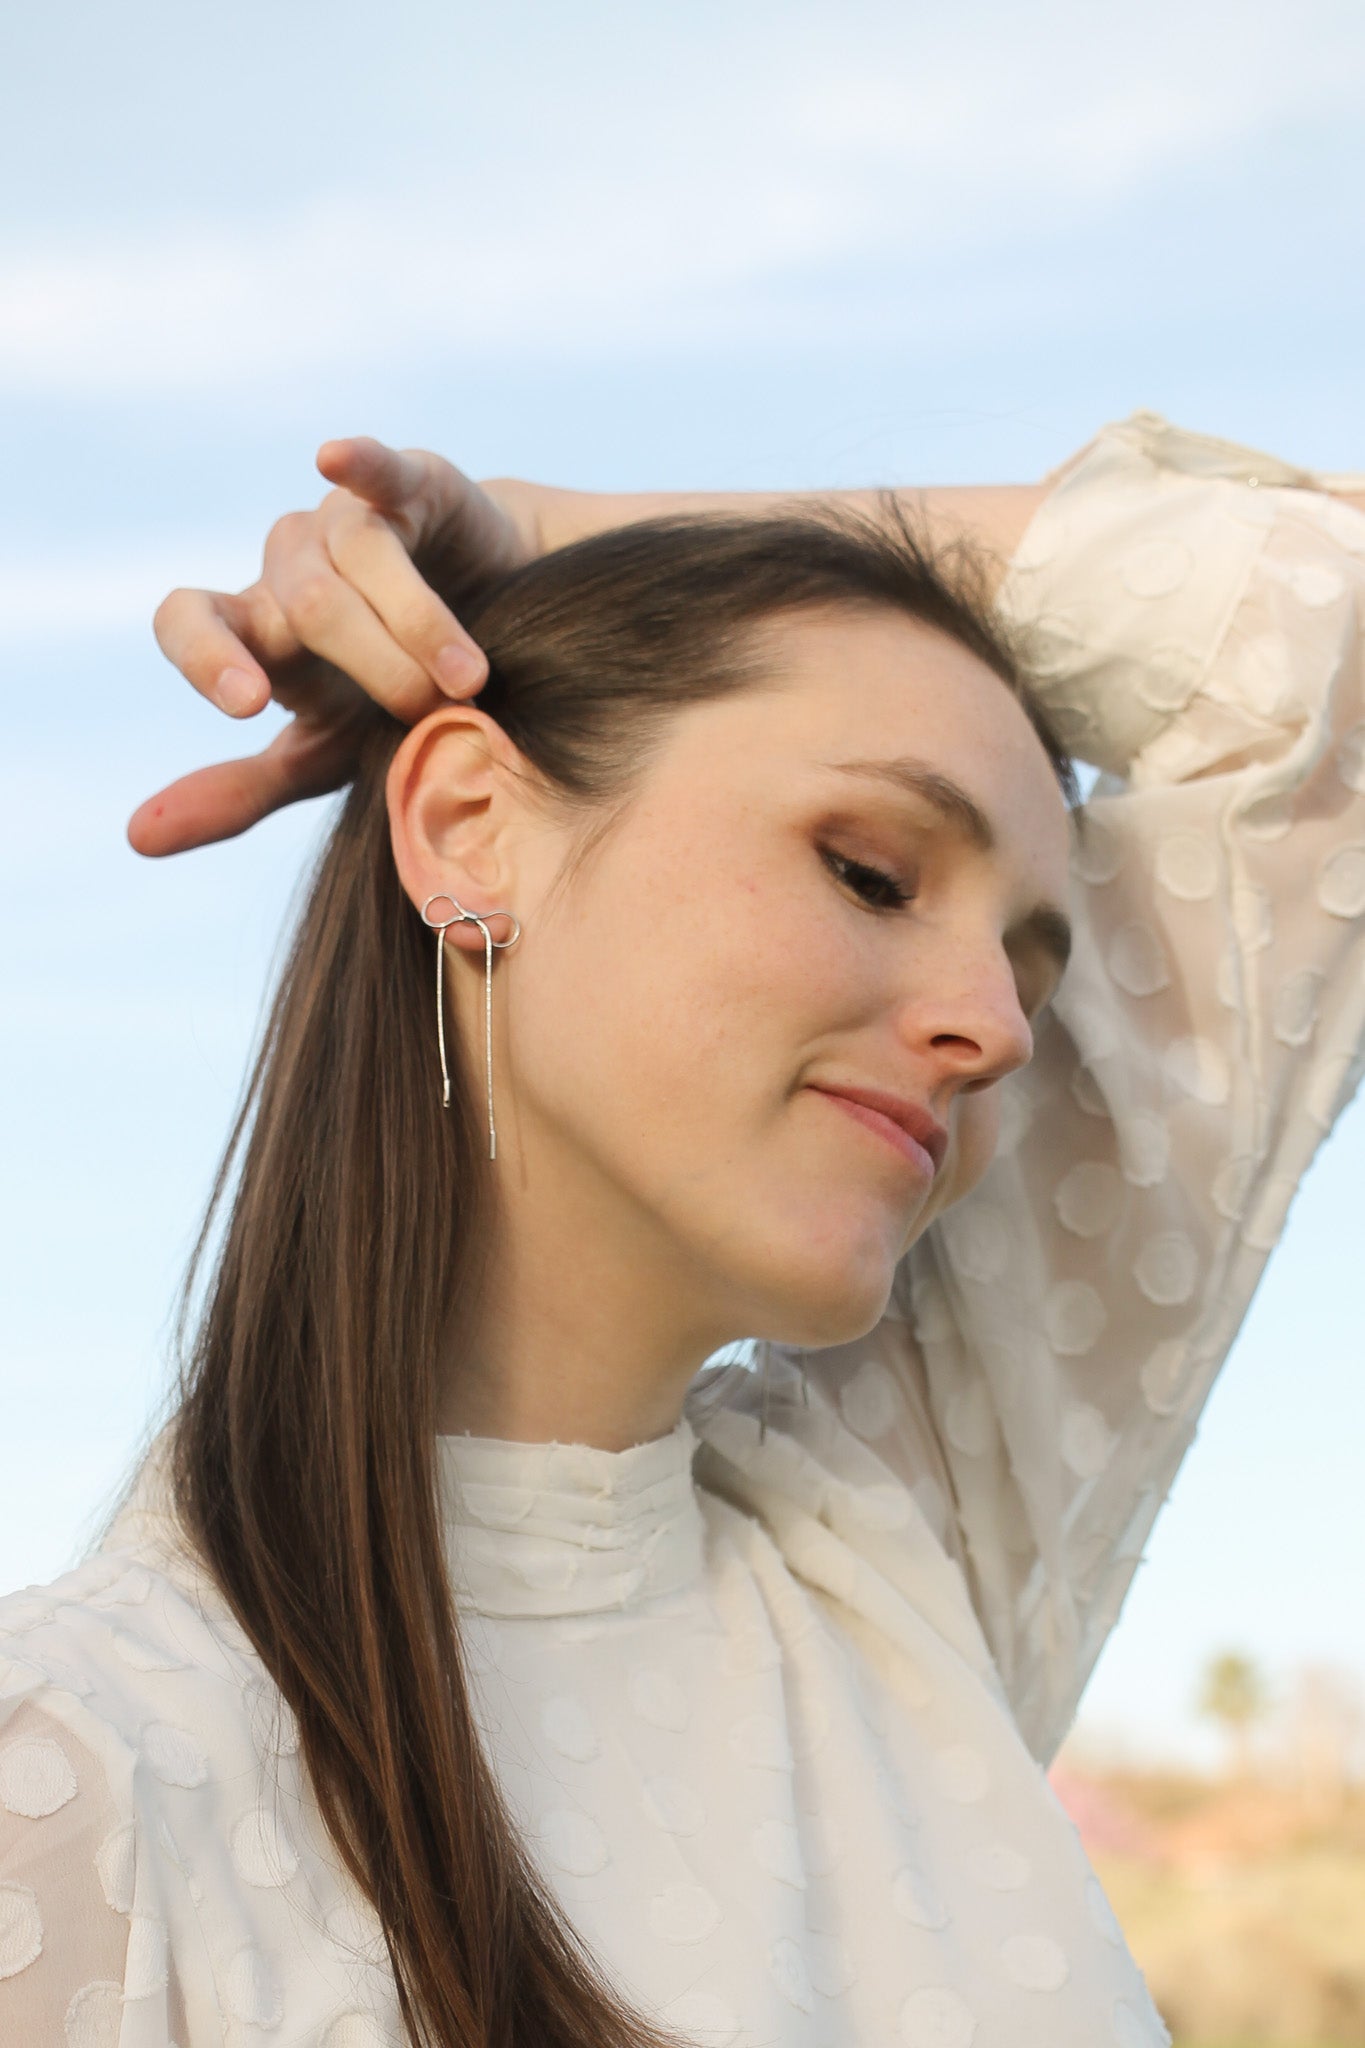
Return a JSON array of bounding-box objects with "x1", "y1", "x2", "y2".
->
[{"x1": 420, "y1": 893, "x2": 522, "y2": 1158}]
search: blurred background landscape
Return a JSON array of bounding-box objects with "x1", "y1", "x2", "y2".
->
[{"x1": 3, "y1": 4, "x2": 1363, "y2": 2039}]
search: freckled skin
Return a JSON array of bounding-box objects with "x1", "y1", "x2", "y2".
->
[{"x1": 394, "y1": 605, "x2": 1072, "y2": 1441}]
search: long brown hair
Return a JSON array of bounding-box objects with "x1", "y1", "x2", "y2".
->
[{"x1": 169, "y1": 505, "x2": 1075, "y2": 2048}]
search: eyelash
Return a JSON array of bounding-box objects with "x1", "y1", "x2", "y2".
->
[{"x1": 820, "y1": 846, "x2": 914, "y2": 911}]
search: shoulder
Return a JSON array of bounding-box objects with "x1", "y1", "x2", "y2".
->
[{"x1": 0, "y1": 1538, "x2": 292, "y2": 1807}]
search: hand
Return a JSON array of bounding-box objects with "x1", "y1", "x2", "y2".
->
[{"x1": 129, "y1": 438, "x2": 540, "y2": 856}]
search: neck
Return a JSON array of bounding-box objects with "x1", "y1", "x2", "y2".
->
[{"x1": 434, "y1": 1143, "x2": 737, "y2": 1452}]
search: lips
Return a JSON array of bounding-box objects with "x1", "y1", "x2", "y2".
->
[{"x1": 807, "y1": 1083, "x2": 948, "y2": 1177}]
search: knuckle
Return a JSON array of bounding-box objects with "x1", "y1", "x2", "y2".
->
[
  {"x1": 266, "y1": 508, "x2": 312, "y2": 552},
  {"x1": 283, "y1": 570, "x2": 337, "y2": 631}
]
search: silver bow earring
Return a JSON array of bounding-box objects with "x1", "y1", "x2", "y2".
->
[{"x1": 420, "y1": 894, "x2": 522, "y2": 1158}]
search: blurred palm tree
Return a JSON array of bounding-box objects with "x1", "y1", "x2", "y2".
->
[{"x1": 1197, "y1": 1650, "x2": 1269, "y2": 1779}]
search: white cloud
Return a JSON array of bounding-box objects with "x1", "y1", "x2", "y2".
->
[{"x1": 1, "y1": 3, "x2": 1361, "y2": 395}]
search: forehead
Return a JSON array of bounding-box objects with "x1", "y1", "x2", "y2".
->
[{"x1": 704, "y1": 604, "x2": 1070, "y2": 852}]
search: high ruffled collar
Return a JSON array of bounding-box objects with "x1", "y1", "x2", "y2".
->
[{"x1": 437, "y1": 1414, "x2": 706, "y2": 1617}]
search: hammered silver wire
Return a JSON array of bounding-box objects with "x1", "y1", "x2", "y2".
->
[{"x1": 420, "y1": 894, "x2": 521, "y2": 1158}]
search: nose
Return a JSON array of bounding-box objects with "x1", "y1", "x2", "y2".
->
[{"x1": 895, "y1": 945, "x2": 1035, "y2": 1096}]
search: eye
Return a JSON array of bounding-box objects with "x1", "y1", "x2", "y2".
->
[{"x1": 820, "y1": 845, "x2": 914, "y2": 911}]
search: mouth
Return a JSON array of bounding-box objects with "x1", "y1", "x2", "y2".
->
[{"x1": 806, "y1": 1084, "x2": 947, "y2": 1181}]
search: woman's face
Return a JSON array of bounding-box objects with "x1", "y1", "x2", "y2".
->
[{"x1": 484, "y1": 604, "x2": 1072, "y2": 1352}]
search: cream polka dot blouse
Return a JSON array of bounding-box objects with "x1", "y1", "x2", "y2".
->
[{"x1": 3, "y1": 413, "x2": 1364, "y2": 2047}]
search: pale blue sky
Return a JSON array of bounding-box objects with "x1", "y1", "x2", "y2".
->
[{"x1": 2, "y1": 0, "x2": 1363, "y2": 1763}]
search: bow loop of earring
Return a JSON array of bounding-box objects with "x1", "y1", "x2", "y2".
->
[{"x1": 420, "y1": 893, "x2": 521, "y2": 1157}]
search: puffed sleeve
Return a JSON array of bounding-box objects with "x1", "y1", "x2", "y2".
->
[
  {"x1": 790, "y1": 412, "x2": 1365, "y2": 1764},
  {"x1": 0, "y1": 1655, "x2": 182, "y2": 2045}
]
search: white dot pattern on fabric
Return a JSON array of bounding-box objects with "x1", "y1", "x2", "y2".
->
[
  {"x1": 63, "y1": 1980, "x2": 122, "y2": 2048},
  {"x1": 1107, "y1": 922, "x2": 1170, "y2": 996},
  {"x1": 125, "y1": 1912, "x2": 169, "y2": 1998},
  {"x1": 1133, "y1": 1232, "x2": 1198, "y2": 1306},
  {"x1": 930, "y1": 1746, "x2": 990, "y2": 1804},
  {"x1": 1044, "y1": 1281, "x2": 1108, "y2": 1356},
  {"x1": 1140, "y1": 1339, "x2": 1192, "y2": 1417},
  {"x1": 642, "y1": 1774, "x2": 705, "y2": 1834},
  {"x1": 1233, "y1": 881, "x2": 1274, "y2": 952},
  {"x1": 1000, "y1": 1932, "x2": 1070, "y2": 1990},
  {"x1": 1120, "y1": 538, "x2": 1193, "y2": 598},
  {"x1": 1072, "y1": 816, "x2": 1123, "y2": 885},
  {"x1": 900, "y1": 1983, "x2": 978, "y2": 2046},
  {"x1": 540, "y1": 1694, "x2": 599, "y2": 1762},
  {"x1": 1338, "y1": 721, "x2": 1365, "y2": 793},
  {"x1": 1070, "y1": 1061, "x2": 1108, "y2": 1116},
  {"x1": 1060, "y1": 1402, "x2": 1117, "y2": 1480},
  {"x1": 751, "y1": 1816, "x2": 806, "y2": 1887},
  {"x1": 230, "y1": 1806, "x2": 300, "y2": 1888},
  {"x1": 0, "y1": 1736, "x2": 77, "y2": 1817},
  {"x1": 1241, "y1": 1174, "x2": 1301, "y2": 1252},
  {"x1": 768, "y1": 1935, "x2": 815, "y2": 2012},
  {"x1": 938, "y1": 1204, "x2": 1011, "y2": 1284},
  {"x1": 1289, "y1": 562, "x2": 1345, "y2": 608},
  {"x1": 141, "y1": 1721, "x2": 208, "y2": 1788},
  {"x1": 1054, "y1": 1162, "x2": 1124, "y2": 1238},
  {"x1": 648, "y1": 1883, "x2": 722, "y2": 1945},
  {"x1": 1274, "y1": 968, "x2": 1324, "y2": 1047},
  {"x1": 322, "y1": 2016, "x2": 392, "y2": 2048},
  {"x1": 225, "y1": 1944, "x2": 284, "y2": 2027},
  {"x1": 943, "y1": 1383, "x2": 993, "y2": 1458},
  {"x1": 892, "y1": 1864, "x2": 950, "y2": 1929},
  {"x1": 1137, "y1": 644, "x2": 1202, "y2": 713},
  {"x1": 1117, "y1": 1111, "x2": 1170, "y2": 1188},
  {"x1": 248, "y1": 1683, "x2": 300, "y2": 1760},
  {"x1": 0, "y1": 1880, "x2": 42, "y2": 1978},
  {"x1": 838, "y1": 1359, "x2": 901, "y2": 1440},
  {"x1": 539, "y1": 1808, "x2": 609, "y2": 1877},
  {"x1": 1154, "y1": 831, "x2": 1217, "y2": 900},
  {"x1": 728, "y1": 1712, "x2": 793, "y2": 1770},
  {"x1": 1163, "y1": 1035, "x2": 1230, "y2": 1104},
  {"x1": 1317, "y1": 844, "x2": 1365, "y2": 918},
  {"x1": 627, "y1": 1665, "x2": 689, "y2": 1731},
  {"x1": 965, "y1": 1842, "x2": 1031, "y2": 1890},
  {"x1": 95, "y1": 1823, "x2": 135, "y2": 1914},
  {"x1": 661, "y1": 1991, "x2": 740, "y2": 2045}
]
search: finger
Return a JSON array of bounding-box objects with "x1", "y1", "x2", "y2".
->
[
  {"x1": 126, "y1": 716, "x2": 362, "y2": 858},
  {"x1": 265, "y1": 525, "x2": 445, "y2": 726},
  {"x1": 326, "y1": 505, "x2": 488, "y2": 696},
  {"x1": 152, "y1": 586, "x2": 286, "y2": 718},
  {"x1": 315, "y1": 436, "x2": 432, "y2": 515}
]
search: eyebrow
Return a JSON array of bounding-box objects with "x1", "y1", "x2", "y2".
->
[{"x1": 824, "y1": 754, "x2": 1074, "y2": 977}]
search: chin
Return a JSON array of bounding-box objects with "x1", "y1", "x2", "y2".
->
[{"x1": 753, "y1": 1240, "x2": 898, "y2": 1351}]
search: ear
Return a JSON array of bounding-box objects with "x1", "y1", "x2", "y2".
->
[{"x1": 387, "y1": 704, "x2": 528, "y2": 955}]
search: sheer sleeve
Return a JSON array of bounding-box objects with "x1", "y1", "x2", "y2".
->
[
  {"x1": 791, "y1": 411, "x2": 1365, "y2": 1764},
  {"x1": 0, "y1": 1658, "x2": 183, "y2": 2044}
]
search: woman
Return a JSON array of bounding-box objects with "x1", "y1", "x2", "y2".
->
[{"x1": 2, "y1": 413, "x2": 1362, "y2": 2048}]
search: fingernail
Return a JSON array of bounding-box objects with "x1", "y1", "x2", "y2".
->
[
  {"x1": 217, "y1": 666, "x2": 263, "y2": 715},
  {"x1": 433, "y1": 642, "x2": 483, "y2": 694}
]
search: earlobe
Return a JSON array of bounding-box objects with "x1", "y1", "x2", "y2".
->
[{"x1": 386, "y1": 705, "x2": 516, "y2": 952}]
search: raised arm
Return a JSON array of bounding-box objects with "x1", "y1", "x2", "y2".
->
[
  {"x1": 131, "y1": 442, "x2": 1052, "y2": 856},
  {"x1": 772, "y1": 413, "x2": 1365, "y2": 1761}
]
